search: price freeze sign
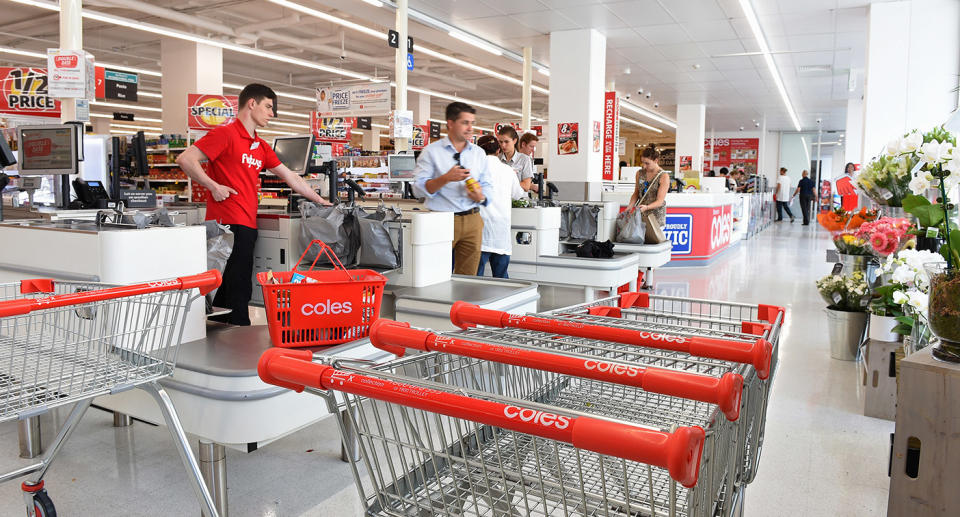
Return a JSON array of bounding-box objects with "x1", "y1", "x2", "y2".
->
[
  {"x1": 411, "y1": 124, "x2": 429, "y2": 150},
  {"x1": 187, "y1": 94, "x2": 238, "y2": 130},
  {"x1": 310, "y1": 112, "x2": 354, "y2": 142},
  {"x1": 0, "y1": 68, "x2": 61, "y2": 118}
]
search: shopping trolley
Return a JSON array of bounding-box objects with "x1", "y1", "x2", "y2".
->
[
  {"x1": 0, "y1": 272, "x2": 222, "y2": 517},
  {"x1": 259, "y1": 339, "x2": 738, "y2": 517},
  {"x1": 538, "y1": 292, "x2": 786, "y2": 485}
]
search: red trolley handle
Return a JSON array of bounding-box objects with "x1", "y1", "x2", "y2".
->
[
  {"x1": 258, "y1": 348, "x2": 706, "y2": 488},
  {"x1": 370, "y1": 320, "x2": 744, "y2": 421},
  {"x1": 294, "y1": 239, "x2": 352, "y2": 281},
  {"x1": 0, "y1": 270, "x2": 222, "y2": 318},
  {"x1": 451, "y1": 302, "x2": 773, "y2": 380}
]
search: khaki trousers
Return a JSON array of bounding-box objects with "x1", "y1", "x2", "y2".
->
[{"x1": 452, "y1": 211, "x2": 483, "y2": 275}]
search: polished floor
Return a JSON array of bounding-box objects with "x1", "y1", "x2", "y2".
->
[{"x1": 0, "y1": 221, "x2": 893, "y2": 516}]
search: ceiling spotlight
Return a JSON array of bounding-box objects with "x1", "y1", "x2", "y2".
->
[
  {"x1": 754, "y1": 122, "x2": 760, "y2": 128},
  {"x1": 739, "y1": 126, "x2": 745, "y2": 131},
  {"x1": 624, "y1": 67, "x2": 631, "y2": 75},
  {"x1": 692, "y1": 64, "x2": 701, "y2": 70},
  {"x1": 653, "y1": 102, "x2": 659, "y2": 108},
  {"x1": 645, "y1": 92, "x2": 652, "y2": 99},
  {"x1": 625, "y1": 93, "x2": 631, "y2": 99},
  {"x1": 638, "y1": 88, "x2": 644, "y2": 94}
]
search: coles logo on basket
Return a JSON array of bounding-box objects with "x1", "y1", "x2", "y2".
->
[
  {"x1": 301, "y1": 299, "x2": 353, "y2": 316},
  {"x1": 584, "y1": 360, "x2": 640, "y2": 377},
  {"x1": 503, "y1": 406, "x2": 570, "y2": 430}
]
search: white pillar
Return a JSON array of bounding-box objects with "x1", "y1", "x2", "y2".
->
[
  {"x1": 862, "y1": 0, "x2": 960, "y2": 163},
  {"x1": 362, "y1": 127, "x2": 381, "y2": 152},
  {"x1": 394, "y1": 0, "x2": 409, "y2": 152},
  {"x1": 91, "y1": 118, "x2": 111, "y2": 134},
  {"x1": 160, "y1": 39, "x2": 223, "y2": 134},
  {"x1": 411, "y1": 92, "x2": 430, "y2": 126},
  {"x1": 548, "y1": 29, "x2": 606, "y2": 201},
  {"x1": 521, "y1": 47, "x2": 532, "y2": 131},
  {"x1": 675, "y1": 104, "x2": 705, "y2": 174},
  {"x1": 59, "y1": 0, "x2": 82, "y2": 122},
  {"x1": 844, "y1": 97, "x2": 864, "y2": 167}
]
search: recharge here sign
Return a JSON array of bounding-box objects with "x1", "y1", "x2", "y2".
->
[{"x1": 665, "y1": 204, "x2": 733, "y2": 260}]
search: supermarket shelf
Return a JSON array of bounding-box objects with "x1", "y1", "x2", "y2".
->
[{"x1": 149, "y1": 163, "x2": 180, "y2": 168}]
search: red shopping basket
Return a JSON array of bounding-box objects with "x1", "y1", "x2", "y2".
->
[{"x1": 257, "y1": 240, "x2": 387, "y2": 348}]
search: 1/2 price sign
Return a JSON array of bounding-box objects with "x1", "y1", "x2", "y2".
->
[{"x1": 0, "y1": 67, "x2": 60, "y2": 117}]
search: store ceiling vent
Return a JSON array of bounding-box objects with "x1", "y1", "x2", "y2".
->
[{"x1": 797, "y1": 64, "x2": 833, "y2": 75}]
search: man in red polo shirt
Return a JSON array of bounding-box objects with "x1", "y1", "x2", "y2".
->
[{"x1": 177, "y1": 83, "x2": 330, "y2": 325}]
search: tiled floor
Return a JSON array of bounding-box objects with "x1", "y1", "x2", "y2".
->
[{"x1": 0, "y1": 221, "x2": 893, "y2": 516}]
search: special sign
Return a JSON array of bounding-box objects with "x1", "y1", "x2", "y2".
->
[
  {"x1": 310, "y1": 112, "x2": 353, "y2": 142},
  {"x1": 411, "y1": 125, "x2": 428, "y2": 150},
  {"x1": 0, "y1": 67, "x2": 61, "y2": 118},
  {"x1": 187, "y1": 94, "x2": 239, "y2": 130}
]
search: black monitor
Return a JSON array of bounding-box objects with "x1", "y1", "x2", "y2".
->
[
  {"x1": 132, "y1": 131, "x2": 149, "y2": 176},
  {"x1": 388, "y1": 154, "x2": 416, "y2": 180},
  {"x1": 0, "y1": 137, "x2": 15, "y2": 167},
  {"x1": 273, "y1": 134, "x2": 314, "y2": 174},
  {"x1": 17, "y1": 124, "x2": 79, "y2": 175}
]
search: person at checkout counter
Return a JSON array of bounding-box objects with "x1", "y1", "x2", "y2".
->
[
  {"x1": 412, "y1": 101, "x2": 492, "y2": 275},
  {"x1": 476, "y1": 134, "x2": 527, "y2": 278},
  {"x1": 497, "y1": 126, "x2": 535, "y2": 192},
  {"x1": 627, "y1": 144, "x2": 669, "y2": 228},
  {"x1": 176, "y1": 83, "x2": 331, "y2": 325}
]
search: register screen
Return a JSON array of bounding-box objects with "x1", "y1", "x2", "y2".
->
[
  {"x1": 20, "y1": 127, "x2": 74, "y2": 173},
  {"x1": 273, "y1": 136, "x2": 312, "y2": 173}
]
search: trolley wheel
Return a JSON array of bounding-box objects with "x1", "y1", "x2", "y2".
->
[{"x1": 30, "y1": 490, "x2": 56, "y2": 517}]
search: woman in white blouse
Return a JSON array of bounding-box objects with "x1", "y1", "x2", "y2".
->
[{"x1": 475, "y1": 134, "x2": 527, "y2": 278}]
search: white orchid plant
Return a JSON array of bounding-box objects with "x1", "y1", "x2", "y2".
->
[{"x1": 874, "y1": 248, "x2": 946, "y2": 336}]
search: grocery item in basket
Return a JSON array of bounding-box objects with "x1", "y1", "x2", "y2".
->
[{"x1": 290, "y1": 272, "x2": 319, "y2": 284}]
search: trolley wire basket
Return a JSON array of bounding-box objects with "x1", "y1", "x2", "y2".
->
[
  {"x1": 0, "y1": 272, "x2": 223, "y2": 517},
  {"x1": 537, "y1": 292, "x2": 786, "y2": 485},
  {"x1": 260, "y1": 341, "x2": 740, "y2": 517}
]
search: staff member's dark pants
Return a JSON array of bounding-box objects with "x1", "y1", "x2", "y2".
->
[
  {"x1": 211, "y1": 224, "x2": 258, "y2": 326},
  {"x1": 799, "y1": 195, "x2": 814, "y2": 225}
]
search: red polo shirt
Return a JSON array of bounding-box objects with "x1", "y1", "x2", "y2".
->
[{"x1": 195, "y1": 120, "x2": 281, "y2": 228}]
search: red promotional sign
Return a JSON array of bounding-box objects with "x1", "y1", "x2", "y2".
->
[
  {"x1": 310, "y1": 112, "x2": 354, "y2": 142},
  {"x1": 495, "y1": 122, "x2": 520, "y2": 135},
  {"x1": 54, "y1": 55, "x2": 78, "y2": 68},
  {"x1": 666, "y1": 204, "x2": 734, "y2": 261},
  {"x1": 24, "y1": 137, "x2": 52, "y2": 158},
  {"x1": 0, "y1": 67, "x2": 61, "y2": 118},
  {"x1": 187, "y1": 94, "x2": 239, "y2": 130},
  {"x1": 602, "y1": 91, "x2": 620, "y2": 180},
  {"x1": 703, "y1": 138, "x2": 759, "y2": 174},
  {"x1": 557, "y1": 122, "x2": 579, "y2": 155},
  {"x1": 94, "y1": 66, "x2": 105, "y2": 99},
  {"x1": 530, "y1": 125, "x2": 543, "y2": 137},
  {"x1": 411, "y1": 125, "x2": 429, "y2": 150}
]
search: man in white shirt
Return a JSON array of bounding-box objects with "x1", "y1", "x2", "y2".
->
[{"x1": 775, "y1": 167, "x2": 796, "y2": 223}]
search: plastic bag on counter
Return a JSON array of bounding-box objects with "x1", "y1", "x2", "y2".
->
[
  {"x1": 614, "y1": 207, "x2": 646, "y2": 244},
  {"x1": 203, "y1": 221, "x2": 233, "y2": 301},
  {"x1": 575, "y1": 239, "x2": 615, "y2": 258},
  {"x1": 559, "y1": 205, "x2": 571, "y2": 240},
  {"x1": 299, "y1": 202, "x2": 360, "y2": 267},
  {"x1": 355, "y1": 205, "x2": 401, "y2": 269},
  {"x1": 570, "y1": 205, "x2": 600, "y2": 240}
]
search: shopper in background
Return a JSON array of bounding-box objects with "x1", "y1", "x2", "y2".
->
[
  {"x1": 628, "y1": 144, "x2": 669, "y2": 228},
  {"x1": 518, "y1": 132, "x2": 538, "y2": 157},
  {"x1": 412, "y1": 101, "x2": 491, "y2": 275},
  {"x1": 774, "y1": 167, "x2": 795, "y2": 223},
  {"x1": 794, "y1": 169, "x2": 816, "y2": 225},
  {"x1": 497, "y1": 126, "x2": 535, "y2": 192},
  {"x1": 177, "y1": 84, "x2": 329, "y2": 325},
  {"x1": 475, "y1": 135, "x2": 526, "y2": 278}
]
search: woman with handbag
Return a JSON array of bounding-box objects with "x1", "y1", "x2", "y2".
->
[{"x1": 628, "y1": 144, "x2": 669, "y2": 228}]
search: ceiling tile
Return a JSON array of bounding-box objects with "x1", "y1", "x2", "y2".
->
[
  {"x1": 603, "y1": 27, "x2": 646, "y2": 48},
  {"x1": 699, "y1": 39, "x2": 747, "y2": 56},
  {"x1": 657, "y1": 42, "x2": 706, "y2": 60},
  {"x1": 605, "y1": 0, "x2": 675, "y2": 26},
  {"x1": 777, "y1": 0, "x2": 838, "y2": 15},
  {"x1": 682, "y1": 19, "x2": 740, "y2": 41},
  {"x1": 634, "y1": 24, "x2": 691, "y2": 45},
  {"x1": 556, "y1": 4, "x2": 630, "y2": 29},
  {"x1": 480, "y1": 0, "x2": 550, "y2": 15},
  {"x1": 537, "y1": 0, "x2": 605, "y2": 8},
  {"x1": 663, "y1": 0, "x2": 728, "y2": 22},
  {"x1": 686, "y1": 69, "x2": 729, "y2": 81},
  {"x1": 508, "y1": 9, "x2": 581, "y2": 32},
  {"x1": 712, "y1": 55, "x2": 756, "y2": 70},
  {"x1": 779, "y1": 12, "x2": 837, "y2": 35},
  {"x1": 459, "y1": 14, "x2": 547, "y2": 41},
  {"x1": 786, "y1": 33, "x2": 836, "y2": 52},
  {"x1": 618, "y1": 45, "x2": 665, "y2": 62}
]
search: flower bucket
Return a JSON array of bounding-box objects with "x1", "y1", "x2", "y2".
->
[
  {"x1": 825, "y1": 308, "x2": 867, "y2": 361},
  {"x1": 926, "y1": 263, "x2": 960, "y2": 362},
  {"x1": 837, "y1": 253, "x2": 881, "y2": 287},
  {"x1": 868, "y1": 313, "x2": 901, "y2": 342}
]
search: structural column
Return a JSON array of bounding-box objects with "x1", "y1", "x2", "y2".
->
[
  {"x1": 362, "y1": 128, "x2": 381, "y2": 152},
  {"x1": 844, "y1": 98, "x2": 864, "y2": 168},
  {"x1": 160, "y1": 39, "x2": 223, "y2": 134},
  {"x1": 393, "y1": 0, "x2": 409, "y2": 152},
  {"x1": 675, "y1": 104, "x2": 705, "y2": 174},
  {"x1": 548, "y1": 29, "x2": 606, "y2": 201},
  {"x1": 59, "y1": 0, "x2": 82, "y2": 122},
  {"x1": 411, "y1": 92, "x2": 430, "y2": 126},
  {"x1": 861, "y1": 0, "x2": 960, "y2": 163}
]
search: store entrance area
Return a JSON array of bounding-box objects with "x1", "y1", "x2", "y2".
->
[{"x1": 0, "y1": 224, "x2": 892, "y2": 516}]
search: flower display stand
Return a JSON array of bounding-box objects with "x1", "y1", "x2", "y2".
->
[
  {"x1": 888, "y1": 346, "x2": 960, "y2": 515},
  {"x1": 861, "y1": 338, "x2": 900, "y2": 421}
]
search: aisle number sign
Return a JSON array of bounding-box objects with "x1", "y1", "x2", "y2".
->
[
  {"x1": 0, "y1": 67, "x2": 61, "y2": 118},
  {"x1": 187, "y1": 94, "x2": 238, "y2": 130}
]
